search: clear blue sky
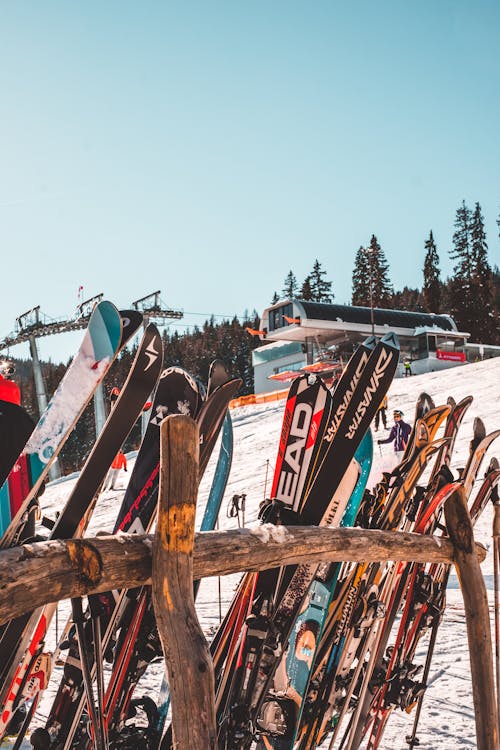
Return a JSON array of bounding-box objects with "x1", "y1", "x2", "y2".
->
[{"x1": 1, "y1": 1, "x2": 499, "y2": 363}]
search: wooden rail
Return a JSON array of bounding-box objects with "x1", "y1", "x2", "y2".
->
[{"x1": 0, "y1": 527, "x2": 485, "y2": 626}]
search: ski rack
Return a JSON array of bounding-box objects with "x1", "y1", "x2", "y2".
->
[{"x1": 0, "y1": 417, "x2": 498, "y2": 750}]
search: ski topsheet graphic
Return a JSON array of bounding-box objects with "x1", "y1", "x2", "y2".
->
[
  {"x1": 213, "y1": 335, "x2": 400, "y2": 750},
  {"x1": 0, "y1": 301, "x2": 123, "y2": 550}
]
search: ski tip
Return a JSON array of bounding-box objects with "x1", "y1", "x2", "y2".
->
[
  {"x1": 89, "y1": 300, "x2": 122, "y2": 357},
  {"x1": 118, "y1": 309, "x2": 144, "y2": 345},
  {"x1": 207, "y1": 359, "x2": 232, "y2": 396},
  {"x1": 417, "y1": 392, "x2": 435, "y2": 413},
  {"x1": 144, "y1": 320, "x2": 161, "y2": 337},
  {"x1": 380, "y1": 331, "x2": 399, "y2": 349},
  {"x1": 473, "y1": 416, "x2": 487, "y2": 440},
  {"x1": 458, "y1": 394, "x2": 474, "y2": 408},
  {"x1": 362, "y1": 335, "x2": 378, "y2": 349},
  {"x1": 488, "y1": 456, "x2": 499, "y2": 472}
]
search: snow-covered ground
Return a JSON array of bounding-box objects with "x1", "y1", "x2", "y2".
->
[{"x1": 8, "y1": 357, "x2": 500, "y2": 748}]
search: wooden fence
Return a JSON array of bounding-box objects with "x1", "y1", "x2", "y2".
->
[{"x1": 0, "y1": 414, "x2": 497, "y2": 749}]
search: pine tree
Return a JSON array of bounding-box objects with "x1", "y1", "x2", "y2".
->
[
  {"x1": 451, "y1": 200, "x2": 473, "y2": 278},
  {"x1": 282, "y1": 270, "x2": 298, "y2": 299},
  {"x1": 470, "y1": 201, "x2": 496, "y2": 341},
  {"x1": 448, "y1": 200, "x2": 476, "y2": 336},
  {"x1": 300, "y1": 275, "x2": 313, "y2": 301},
  {"x1": 369, "y1": 235, "x2": 393, "y2": 305},
  {"x1": 447, "y1": 199, "x2": 498, "y2": 342},
  {"x1": 422, "y1": 230, "x2": 441, "y2": 312},
  {"x1": 352, "y1": 246, "x2": 371, "y2": 306},
  {"x1": 352, "y1": 236, "x2": 393, "y2": 308},
  {"x1": 271, "y1": 291, "x2": 280, "y2": 305},
  {"x1": 493, "y1": 265, "x2": 500, "y2": 317},
  {"x1": 471, "y1": 202, "x2": 491, "y2": 279},
  {"x1": 309, "y1": 259, "x2": 334, "y2": 303}
]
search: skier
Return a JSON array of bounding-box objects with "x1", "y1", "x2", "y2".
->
[
  {"x1": 374, "y1": 395, "x2": 388, "y2": 431},
  {"x1": 377, "y1": 409, "x2": 411, "y2": 461},
  {"x1": 103, "y1": 451, "x2": 127, "y2": 491},
  {"x1": 404, "y1": 359, "x2": 412, "y2": 377}
]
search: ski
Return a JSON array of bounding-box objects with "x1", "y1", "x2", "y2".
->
[
  {"x1": 365, "y1": 456, "x2": 500, "y2": 750},
  {"x1": 0, "y1": 400, "x2": 35, "y2": 488},
  {"x1": 34, "y1": 366, "x2": 201, "y2": 750},
  {"x1": 0, "y1": 301, "x2": 123, "y2": 551},
  {"x1": 216, "y1": 335, "x2": 399, "y2": 749},
  {"x1": 294, "y1": 405, "x2": 449, "y2": 750},
  {"x1": 330, "y1": 408, "x2": 498, "y2": 750},
  {"x1": 0, "y1": 402, "x2": 35, "y2": 539},
  {"x1": 40, "y1": 371, "x2": 241, "y2": 749},
  {"x1": 256, "y1": 430, "x2": 374, "y2": 749},
  {"x1": 212, "y1": 373, "x2": 336, "y2": 746},
  {"x1": 100, "y1": 380, "x2": 241, "y2": 748},
  {"x1": 0, "y1": 324, "x2": 163, "y2": 740}
]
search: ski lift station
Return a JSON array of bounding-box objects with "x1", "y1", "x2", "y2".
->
[{"x1": 252, "y1": 299, "x2": 499, "y2": 394}]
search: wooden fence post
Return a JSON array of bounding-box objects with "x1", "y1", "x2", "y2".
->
[
  {"x1": 445, "y1": 485, "x2": 499, "y2": 750},
  {"x1": 152, "y1": 414, "x2": 216, "y2": 749}
]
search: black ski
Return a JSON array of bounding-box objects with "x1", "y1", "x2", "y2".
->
[{"x1": 0, "y1": 324, "x2": 162, "y2": 741}]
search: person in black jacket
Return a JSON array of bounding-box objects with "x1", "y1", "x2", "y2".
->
[{"x1": 377, "y1": 409, "x2": 411, "y2": 460}]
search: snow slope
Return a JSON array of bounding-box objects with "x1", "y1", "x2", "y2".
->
[{"x1": 10, "y1": 357, "x2": 500, "y2": 748}]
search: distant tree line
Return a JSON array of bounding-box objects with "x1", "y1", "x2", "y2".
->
[
  {"x1": 271, "y1": 200, "x2": 500, "y2": 345},
  {"x1": 7, "y1": 200, "x2": 499, "y2": 475},
  {"x1": 273, "y1": 259, "x2": 334, "y2": 304}
]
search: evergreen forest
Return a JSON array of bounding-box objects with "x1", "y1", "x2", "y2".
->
[{"x1": 4, "y1": 199, "x2": 500, "y2": 474}]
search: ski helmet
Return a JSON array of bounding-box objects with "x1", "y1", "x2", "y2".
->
[{"x1": 0, "y1": 359, "x2": 15, "y2": 378}]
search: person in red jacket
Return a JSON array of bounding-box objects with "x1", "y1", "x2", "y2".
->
[{"x1": 103, "y1": 450, "x2": 127, "y2": 491}]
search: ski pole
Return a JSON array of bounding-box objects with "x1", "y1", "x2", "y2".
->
[
  {"x1": 263, "y1": 458, "x2": 270, "y2": 500},
  {"x1": 240, "y1": 493, "x2": 246, "y2": 528},
  {"x1": 71, "y1": 598, "x2": 106, "y2": 750},
  {"x1": 216, "y1": 517, "x2": 223, "y2": 623},
  {"x1": 493, "y1": 500, "x2": 500, "y2": 735}
]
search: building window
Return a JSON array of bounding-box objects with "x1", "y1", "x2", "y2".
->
[
  {"x1": 417, "y1": 334, "x2": 428, "y2": 359},
  {"x1": 269, "y1": 303, "x2": 293, "y2": 331},
  {"x1": 274, "y1": 361, "x2": 303, "y2": 375}
]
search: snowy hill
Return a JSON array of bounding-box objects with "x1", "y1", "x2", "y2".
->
[{"x1": 13, "y1": 357, "x2": 500, "y2": 748}]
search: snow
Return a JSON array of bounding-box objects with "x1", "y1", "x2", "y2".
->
[
  {"x1": 250, "y1": 523, "x2": 291, "y2": 544},
  {"x1": 9, "y1": 357, "x2": 500, "y2": 748}
]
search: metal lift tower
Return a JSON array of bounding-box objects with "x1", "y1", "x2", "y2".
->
[
  {"x1": 0, "y1": 292, "x2": 183, "y2": 476},
  {"x1": 132, "y1": 291, "x2": 183, "y2": 433}
]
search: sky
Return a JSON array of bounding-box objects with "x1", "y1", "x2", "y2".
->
[{"x1": 1, "y1": 1, "x2": 500, "y2": 363}]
